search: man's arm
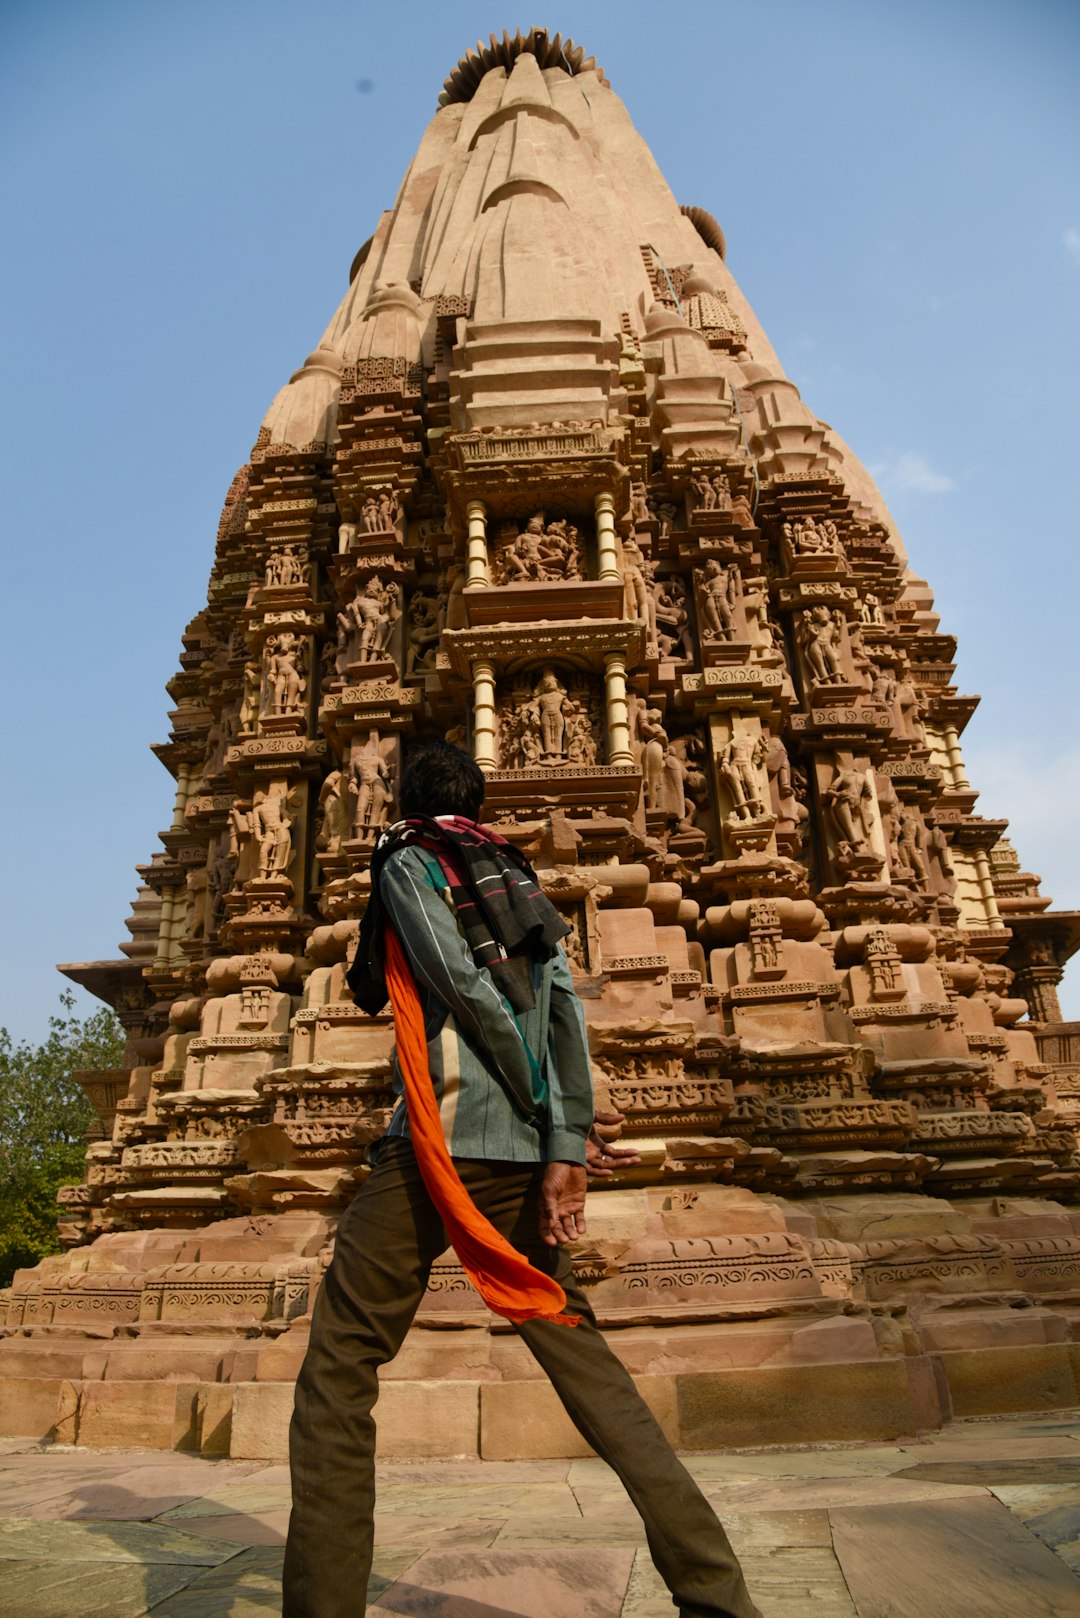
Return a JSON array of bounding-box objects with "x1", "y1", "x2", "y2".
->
[
  {"x1": 378, "y1": 849, "x2": 541, "y2": 1117},
  {"x1": 544, "y1": 946, "x2": 594, "y2": 1165}
]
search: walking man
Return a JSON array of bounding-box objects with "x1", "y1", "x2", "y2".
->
[{"x1": 283, "y1": 741, "x2": 761, "y2": 1618}]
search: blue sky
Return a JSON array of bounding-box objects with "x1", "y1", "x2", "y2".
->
[{"x1": 1, "y1": 0, "x2": 1078, "y2": 1040}]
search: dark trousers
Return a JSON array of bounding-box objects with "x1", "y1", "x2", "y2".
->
[{"x1": 283, "y1": 1139, "x2": 761, "y2": 1618}]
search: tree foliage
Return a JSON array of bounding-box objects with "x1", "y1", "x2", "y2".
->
[{"x1": 0, "y1": 991, "x2": 125, "y2": 1287}]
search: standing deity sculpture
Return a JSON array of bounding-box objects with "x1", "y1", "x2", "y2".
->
[
  {"x1": 639, "y1": 707, "x2": 669, "y2": 811},
  {"x1": 315, "y1": 770, "x2": 350, "y2": 856},
  {"x1": 897, "y1": 807, "x2": 930, "y2": 889},
  {"x1": 531, "y1": 668, "x2": 573, "y2": 758},
  {"x1": 238, "y1": 661, "x2": 261, "y2": 732},
  {"x1": 825, "y1": 768, "x2": 877, "y2": 858},
  {"x1": 696, "y1": 560, "x2": 740, "y2": 642},
  {"x1": 800, "y1": 606, "x2": 846, "y2": 683},
  {"x1": 251, "y1": 791, "x2": 294, "y2": 879},
  {"x1": 266, "y1": 633, "x2": 306, "y2": 714},
  {"x1": 349, "y1": 734, "x2": 392, "y2": 843},
  {"x1": 860, "y1": 592, "x2": 886, "y2": 626},
  {"x1": 621, "y1": 538, "x2": 654, "y2": 641},
  {"x1": 718, "y1": 729, "x2": 769, "y2": 821}
]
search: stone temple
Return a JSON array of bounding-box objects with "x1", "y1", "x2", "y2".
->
[{"x1": 6, "y1": 28, "x2": 1080, "y2": 1458}]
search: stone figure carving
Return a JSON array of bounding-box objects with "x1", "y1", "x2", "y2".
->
[
  {"x1": 748, "y1": 899, "x2": 783, "y2": 977},
  {"x1": 718, "y1": 729, "x2": 769, "y2": 821},
  {"x1": 897, "y1": 807, "x2": 930, "y2": 889},
  {"x1": 860, "y1": 593, "x2": 886, "y2": 626},
  {"x1": 266, "y1": 633, "x2": 306, "y2": 714},
  {"x1": 405, "y1": 591, "x2": 443, "y2": 676},
  {"x1": 864, "y1": 928, "x2": 903, "y2": 998},
  {"x1": 533, "y1": 668, "x2": 573, "y2": 757},
  {"x1": 867, "y1": 662, "x2": 897, "y2": 705},
  {"x1": 315, "y1": 770, "x2": 350, "y2": 856},
  {"x1": 825, "y1": 768, "x2": 877, "y2": 858},
  {"x1": 764, "y1": 733, "x2": 808, "y2": 848},
  {"x1": 653, "y1": 575, "x2": 694, "y2": 661},
  {"x1": 895, "y1": 670, "x2": 926, "y2": 741},
  {"x1": 800, "y1": 606, "x2": 845, "y2": 683},
  {"x1": 783, "y1": 516, "x2": 841, "y2": 556},
  {"x1": 927, "y1": 822, "x2": 955, "y2": 887},
  {"x1": 629, "y1": 482, "x2": 650, "y2": 525},
  {"x1": 338, "y1": 521, "x2": 357, "y2": 554},
  {"x1": 621, "y1": 538, "x2": 653, "y2": 637},
  {"x1": 349, "y1": 733, "x2": 392, "y2": 843},
  {"x1": 207, "y1": 841, "x2": 235, "y2": 934},
  {"x1": 696, "y1": 560, "x2": 740, "y2": 642},
  {"x1": 496, "y1": 513, "x2": 584, "y2": 584},
  {"x1": 239, "y1": 661, "x2": 262, "y2": 731},
  {"x1": 499, "y1": 671, "x2": 599, "y2": 769},
  {"x1": 655, "y1": 501, "x2": 678, "y2": 538},
  {"x1": 251, "y1": 791, "x2": 294, "y2": 879},
  {"x1": 338, "y1": 577, "x2": 400, "y2": 672},
  {"x1": 266, "y1": 546, "x2": 305, "y2": 588},
  {"x1": 361, "y1": 486, "x2": 401, "y2": 534},
  {"x1": 639, "y1": 707, "x2": 669, "y2": 811},
  {"x1": 689, "y1": 470, "x2": 731, "y2": 512}
]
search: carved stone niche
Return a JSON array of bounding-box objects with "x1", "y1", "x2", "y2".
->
[
  {"x1": 496, "y1": 667, "x2": 603, "y2": 771},
  {"x1": 334, "y1": 575, "x2": 404, "y2": 682},
  {"x1": 778, "y1": 515, "x2": 848, "y2": 582},
  {"x1": 794, "y1": 603, "x2": 863, "y2": 702},
  {"x1": 260, "y1": 543, "x2": 314, "y2": 601},
  {"x1": 706, "y1": 711, "x2": 777, "y2": 858},
  {"x1": 703, "y1": 896, "x2": 843, "y2": 1048},
  {"x1": 491, "y1": 511, "x2": 591, "y2": 585},
  {"x1": 260, "y1": 631, "x2": 311, "y2": 737},
  {"x1": 816, "y1": 754, "x2": 888, "y2": 883},
  {"x1": 692, "y1": 560, "x2": 752, "y2": 665},
  {"x1": 341, "y1": 730, "x2": 398, "y2": 860}
]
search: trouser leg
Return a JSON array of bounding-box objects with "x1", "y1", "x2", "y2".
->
[
  {"x1": 459, "y1": 1162, "x2": 762, "y2": 1618},
  {"x1": 282, "y1": 1140, "x2": 445, "y2": 1618}
]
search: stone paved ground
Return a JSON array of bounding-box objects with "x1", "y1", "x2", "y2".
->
[{"x1": 1, "y1": 1414, "x2": 1080, "y2": 1616}]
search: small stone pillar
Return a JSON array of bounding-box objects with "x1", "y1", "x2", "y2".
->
[
  {"x1": 942, "y1": 723, "x2": 971, "y2": 790},
  {"x1": 973, "y1": 848, "x2": 1004, "y2": 927},
  {"x1": 465, "y1": 500, "x2": 490, "y2": 589},
  {"x1": 472, "y1": 659, "x2": 498, "y2": 768},
  {"x1": 594, "y1": 491, "x2": 620, "y2": 582},
  {"x1": 604, "y1": 653, "x2": 634, "y2": 765}
]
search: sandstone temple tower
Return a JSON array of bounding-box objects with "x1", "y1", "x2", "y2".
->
[{"x1": 6, "y1": 29, "x2": 1080, "y2": 1455}]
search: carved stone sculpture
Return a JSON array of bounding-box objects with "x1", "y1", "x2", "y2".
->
[
  {"x1": 718, "y1": 730, "x2": 769, "y2": 821},
  {"x1": 800, "y1": 605, "x2": 845, "y2": 683},
  {"x1": 496, "y1": 513, "x2": 584, "y2": 584},
  {"x1": 825, "y1": 768, "x2": 876, "y2": 857},
  {"x1": 266, "y1": 633, "x2": 305, "y2": 714},
  {"x1": 696, "y1": 560, "x2": 739, "y2": 642},
  {"x1": 349, "y1": 733, "x2": 392, "y2": 843}
]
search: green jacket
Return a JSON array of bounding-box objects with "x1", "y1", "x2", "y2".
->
[{"x1": 379, "y1": 845, "x2": 592, "y2": 1164}]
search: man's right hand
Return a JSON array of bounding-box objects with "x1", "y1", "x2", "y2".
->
[{"x1": 539, "y1": 1161, "x2": 587, "y2": 1246}]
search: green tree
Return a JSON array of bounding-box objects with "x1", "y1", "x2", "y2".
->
[{"x1": 0, "y1": 991, "x2": 125, "y2": 1287}]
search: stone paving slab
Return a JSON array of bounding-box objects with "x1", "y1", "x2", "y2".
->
[
  {"x1": 831, "y1": 1494, "x2": 1080, "y2": 1617},
  {"x1": 366, "y1": 1547, "x2": 637, "y2": 1618},
  {"x1": 0, "y1": 1417, "x2": 1078, "y2": 1614}
]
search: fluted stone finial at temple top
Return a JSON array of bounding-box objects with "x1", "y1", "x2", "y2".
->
[{"x1": 22, "y1": 30, "x2": 1080, "y2": 1457}]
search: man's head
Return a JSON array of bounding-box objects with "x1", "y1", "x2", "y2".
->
[{"x1": 399, "y1": 740, "x2": 485, "y2": 822}]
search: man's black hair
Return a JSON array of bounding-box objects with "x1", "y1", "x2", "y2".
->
[{"x1": 399, "y1": 739, "x2": 485, "y2": 821}]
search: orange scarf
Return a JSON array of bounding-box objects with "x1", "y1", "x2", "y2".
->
[{"x1": 384, "y1": 924, "x2": 579, "y2": 1327}]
